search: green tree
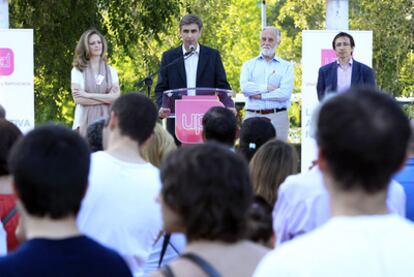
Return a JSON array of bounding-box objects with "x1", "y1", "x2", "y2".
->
[{"x1": 9, "y1": 0, "x2": 181, "y2": 125}]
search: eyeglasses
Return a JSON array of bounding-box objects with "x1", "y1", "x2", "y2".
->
[{"x1": 335, "y1": 42, "x2": 351, "y2": 47}]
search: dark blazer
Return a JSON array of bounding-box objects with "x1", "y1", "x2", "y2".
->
[
  {"x1": 316, "y1": 59, "x2": 376, "y2": 101},
  {"x1": 154, "y1": 44, "x2": 233, "y2": 143},
  {"x1": 155, "y1": 44, "x2": 233, "y2": 108}
]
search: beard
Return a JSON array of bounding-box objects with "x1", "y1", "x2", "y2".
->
[{"x1": 261, "y1": 46, "x2": 276, "y2": 57}]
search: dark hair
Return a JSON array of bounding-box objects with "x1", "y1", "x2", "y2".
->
[
  {"x1": 317, "y1": 87, "x2": 411, "y2": 193},
  {"x1": 0, "y1": 119, "x2": 22, "y2": 176},
  {"x1": 238, "y1": 117, "x2": 276, "y2": 161},
  {"x1": 246, "y1": 195, "x2": 273, "y2": 247},
  {"x1": 249, "y1": 139, "x2": 298, "y2": 205},
  {"x1": 161, "y1": 143, "x2": 253, "y2": 242},
  {"x1": 0, "y1": 104, "x2": 5, "y2": 118},
  {"x1": 179, "y1": 14, "x2": 203, "y2": 30},
  {"x1": 8, "y1": 125, "x2": 90, "y2": 219},
  {"x1": 202, "y1": 107, "x2": 237, "y2": 146},
  {"x1": 111, "y1": 92, "x2": 157, "y2": 145},
  {"x1": 408, "y1": 121, "x2": 414, "y2": 154},
  {"x1": 332, "y1": 32, "x2": 355, "y2": 50},
  {"x1": 86, "y1": 119, "x2": 105, "y2": 152}
]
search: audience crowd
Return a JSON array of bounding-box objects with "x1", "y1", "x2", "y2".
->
[{"x1": 1, "y1": 66, "x2": 413, "y2": 277}]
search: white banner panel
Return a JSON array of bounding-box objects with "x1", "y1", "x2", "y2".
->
[
  {"x1": 301, "y1": 30, "x2": 373, "y2": 172},
  {"x1": 0, "y1": 29, "x2": 34, "y2": 133}
]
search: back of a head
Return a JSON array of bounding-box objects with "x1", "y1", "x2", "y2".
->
[
  {"x1": 8, "y1": 125, "x2": 90, "y2": 219},
  {"x1": 246, "y1": 195, "x2": 274, "y2": 248},
  {"x1": 249, "y1": 139, "x2": 298, "y2": 205},
  {"x1": 160, "y1": 143, "x2": 253, "y2": 242},
  {"x1": 86, "y1": 119, "x2": 106, "y2": 152},
  {"x1": 202, "y1": 106, "x2": 237, "y2": 147},
  {"x1": 0, "y1": 104, "x2": 5, "y2": 118},
  {"x1": 111, "y1": 92, "x2": 157, "y2": 145},
  {"x1": 317, "y1": 87, "x2": 411, "y2": 193},
  {"x1": 141, "y1": 123, "x2": 177, "y2": 168},
  {"x1": 0, "y1": 119, "x2": 22, "y2": 176},
  {"x1": 239, "y1": 117, "x2": 276, "y2": 161},
  {"x1": 408, "y1": 120, "x2": 414, "y2": 156}
]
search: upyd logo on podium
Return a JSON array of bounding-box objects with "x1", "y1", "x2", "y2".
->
[
  {"x1": 0, "y1": 48, "x2": 14, "y2": 76},
  {"x1": 175, "y1": 96, "x2": 224, "y2": 144}
]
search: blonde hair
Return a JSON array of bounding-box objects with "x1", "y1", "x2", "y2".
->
[
  {"x1": 72, "y1": 29, "x2": 108, "y2": 71},
  {"x1": 249, "y1": 139, "x2": 298, "y2": 205},
  {"x1": 141, "y1": 123, "x2": 177, "y2": 168}
]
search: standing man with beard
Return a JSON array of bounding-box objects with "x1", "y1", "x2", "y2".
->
[{"x1": 240, "y1": 27, "x2": 294, "y2": 142}]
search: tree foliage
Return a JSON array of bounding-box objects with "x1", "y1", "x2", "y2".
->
[{"x1": 9, "y1": 0, "x2": 413, "y2": 126}]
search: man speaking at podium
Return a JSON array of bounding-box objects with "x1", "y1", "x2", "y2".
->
[{"x1": 155, "y1": 14, "x2": 235, "y2": 141}]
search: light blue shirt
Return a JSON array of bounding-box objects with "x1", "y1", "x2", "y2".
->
[{"x1": 240, "y1": 55, "x2": 294, "y2": 110}]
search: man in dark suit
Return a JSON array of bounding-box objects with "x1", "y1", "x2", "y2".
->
[
  {"x1": 316, "y1": 32, "x2": 376, "y2": 101},
  {"x1": 155, "y1": 14, "x2": 235, "y2": 140}
]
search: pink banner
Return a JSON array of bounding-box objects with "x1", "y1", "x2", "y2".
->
[
  {"x1": 321, "y1": 49, "x2": 337, "y2": 66},
  {"x1": 0, "y1": 48, "x2": 14, "y2": 76},
  {"x1": 175, "y1": 96, "x2": 224, "y2": 144}
]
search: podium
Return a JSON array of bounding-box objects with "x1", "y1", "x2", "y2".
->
[{"x1": 162, "y1": 87, "x2": 234, "y2": 144}]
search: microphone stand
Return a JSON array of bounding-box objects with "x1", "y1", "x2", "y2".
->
[{"x1": 134, "y1": 49, "x2": 195, "y2": 97}]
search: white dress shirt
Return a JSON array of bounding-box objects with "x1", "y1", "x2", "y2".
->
[
  {"x1": 240, "y1": 54, "x2": 294, "y2": 110},
  {"x1": 182, "y1": 44, "x2": 200, "y2": 96}
]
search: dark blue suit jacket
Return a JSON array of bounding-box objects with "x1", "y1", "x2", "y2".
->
[
  {"x1": 155, "y1": 44, "x2": 233, "y2": 108},
  {"x1": 316, "y1": 59, "x2": 376, "y2": 101},
  {"x1": 154, "y1": 44, "x2": 233, "y2": 142}
]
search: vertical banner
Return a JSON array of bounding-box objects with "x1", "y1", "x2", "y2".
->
[
  {"x1": 301, "y1": 30, "x2": 373, "y2": 172},
  {"x1": 0, "y1": 29, "x2": 34, "y2": 133}
]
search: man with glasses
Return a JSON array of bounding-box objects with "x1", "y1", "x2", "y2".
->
[{"x1": 316, "y1": 32, "x2": 376, "y2": 101}]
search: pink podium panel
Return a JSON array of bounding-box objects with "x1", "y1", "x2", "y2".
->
[{"x1": 175, "y1": 96, "x2": 224, "y2": 144}]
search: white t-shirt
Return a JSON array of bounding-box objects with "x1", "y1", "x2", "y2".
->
[
  {"x1": 255, "y1": 214, "x2": 414, "y2": 277},
  {"x1": 143, "y1": 233, "x2": 187, "y2": 275},
  {"x1": 77, "y1": 151, "x2": 162, "y2": 277},
  {"x1": 71, "y1": 66, "x2": 119, "y2": 129}
]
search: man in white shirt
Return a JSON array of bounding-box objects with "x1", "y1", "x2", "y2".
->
[
  {"x1": 240, "y1": 27, "x2": 294, "y2": 141},
  {"x1": 254, "y1": 87, "x2": 414, "y2": 277},
  {"x1": 78, "y1": 93, "x2": 162, "y2": 277}
]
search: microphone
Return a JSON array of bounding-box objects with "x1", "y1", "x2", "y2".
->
[{"x1": 184, "y1": 44, "x2": 196, "y2": 56}]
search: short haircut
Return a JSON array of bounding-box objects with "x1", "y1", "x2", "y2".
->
[
  {"x1": 0, "y1": 119, "x2": 22, "y2": 176},
  {"x1": 202, "y1": 106, "x2": 237, "y2": 147},
  {"x1": 261, "y1": 26, "x2": 281, "y2": 43},
  {"x1": 316, "y1": 87, "x2": 411, "y2": 193},
  {"x1": 246, "y1": 195, "x2": 273, "y2": 247},
  {"x1": 249, "y1": 139, "x2": 298, "y2": 205},
  {"x1": 161, "y1": 143, "x2": 253, "y2": 242},
  {"x1": 238, "y1": 117, "x2": 276, "y2": 162},
  {"x1": 179, "y1": 14, "x2": 203, "y2": 30},
  {"x1": 332, "y1": 31, "x2": 355, "y2": 50},
  {"x1": 110, "y1": 92, "x2": 157, "y2": 145},
  {"x1": 8, "y1": 125, "x2": 90, "y2": 219},
  {"x1": 0, "y1": 104, "x2": 5, "y2": 118},
  {"x1": 140, "y1": 123, "x2": 176, "y2": 168},
  {"x1": 86, "y1": 118, "x2": 106, "y2": 152}
]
